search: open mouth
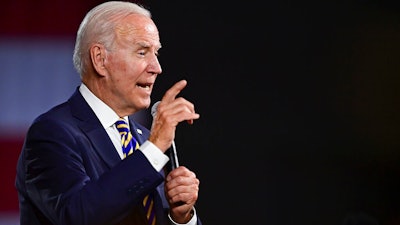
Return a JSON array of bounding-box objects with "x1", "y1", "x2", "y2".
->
[{"x1": 136, "y1": 82, "x2": 152, "y2": 91}]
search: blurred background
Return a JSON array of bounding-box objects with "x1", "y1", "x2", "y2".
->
[{"x1": 1, "y1": 0, "x2": 400, "y2": 224}]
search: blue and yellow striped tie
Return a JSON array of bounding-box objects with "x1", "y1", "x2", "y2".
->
[
  {"x1": 115, "y1": 118, "x2": 139, "y2": 158},
  {"x1": 115, "y1": 118, "x2": 156, "y2": 225}
]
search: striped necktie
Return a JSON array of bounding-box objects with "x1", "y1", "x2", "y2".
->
[{"x1": 115, "y1": 118, "x2": 156, "y2": 225}]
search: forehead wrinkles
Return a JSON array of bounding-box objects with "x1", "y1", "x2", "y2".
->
[
  {"x1": 115, "y1": 23, "x2": 136, "y2": 38},
  {"x1": 113, "y1": 23, "x2": 140, "y2": 48},
  {"x1": 113, "y1": 19, "x2": 159, "y2": 48}
]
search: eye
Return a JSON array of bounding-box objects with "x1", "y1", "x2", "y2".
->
[{"x1": 138, "y1": 50, "x2": 146, "y2": 56}]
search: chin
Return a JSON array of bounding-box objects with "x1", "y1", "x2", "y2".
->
[{"x1": 141, "y1": 99, "x2": 151, "y2": 109}]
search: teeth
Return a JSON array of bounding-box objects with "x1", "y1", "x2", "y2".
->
[{"x1": 137, "y1": 84, "x2": 150, "y2": 89}]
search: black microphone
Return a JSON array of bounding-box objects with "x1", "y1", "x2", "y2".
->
[{"x1": 151, "y1": 101, "x2": 179, "y2": 170}]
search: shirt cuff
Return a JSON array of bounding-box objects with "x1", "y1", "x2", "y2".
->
[
  {"x1": 139, "y1": 140, "x2": 169, "y2": 172},
  {"x1": 168, "y1": 208, "x2": 198, "y2": 225}
]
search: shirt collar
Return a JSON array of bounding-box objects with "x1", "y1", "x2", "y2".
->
[{"x1": 79, "y1": 83, "x2": 127, "y2": 128}]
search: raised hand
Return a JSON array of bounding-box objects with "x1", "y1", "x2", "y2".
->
[{"x1": 149, "y1": 80, "x2": 200, "y2": 152}]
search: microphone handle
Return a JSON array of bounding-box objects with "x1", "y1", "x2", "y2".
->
[{"x1": 170, "y1": 140, "x2": 179, "y2": 170}]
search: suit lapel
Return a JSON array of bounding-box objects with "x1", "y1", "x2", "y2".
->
[
  {"x1": 68, "y1": 88, "x2": 121, "y2": 168},
  {"x1": 128, "y1": 117, "x2": 148, "y2": 145}
]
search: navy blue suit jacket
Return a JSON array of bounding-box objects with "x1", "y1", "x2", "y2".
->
[{"x1": 15, "y1": 88, "x2": 201, "y2": 225}]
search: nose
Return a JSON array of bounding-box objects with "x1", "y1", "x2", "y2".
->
[{"x1": 148, "y1": 55, "x2": 162, "y2": 75}]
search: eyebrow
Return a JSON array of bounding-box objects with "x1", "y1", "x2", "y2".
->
[{"x1": 137, "y1": 41, "x2": 162, "y2": 50}]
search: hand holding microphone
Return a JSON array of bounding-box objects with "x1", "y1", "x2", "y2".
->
[{"x1": 151, "y1": 101, "x2": 179, "y2": 169}]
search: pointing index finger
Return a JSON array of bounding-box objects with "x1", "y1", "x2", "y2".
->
[{"x1": 161, "y1": 79, "x2": 188, "y2": 103}]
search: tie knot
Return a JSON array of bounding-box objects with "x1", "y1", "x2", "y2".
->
[{"x1": 115, "y1": 118, "x2": 129, "y2": 133}]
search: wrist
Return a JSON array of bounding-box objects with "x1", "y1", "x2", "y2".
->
[{"x1": 169, "y1": 208, "x2": 195, "y2": 224}]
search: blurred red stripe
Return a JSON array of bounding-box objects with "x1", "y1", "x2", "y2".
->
[
  {"x1": 0, "y1": 0, "x2": 145, "y2": 36},
  {"x1": 0, "y1": 138, "x2": 24, "y2": 211}
]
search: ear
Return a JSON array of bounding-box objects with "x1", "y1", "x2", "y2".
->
[{"x1": 89, "y1": 43, "x2": 108, "y2": 76}]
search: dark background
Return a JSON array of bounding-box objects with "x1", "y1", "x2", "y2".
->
[
  {"x1": 144, "y1": 0, "x2": 400, "y2": 224},
  {"x1": 1, "y1": 0, "x2": 400, "y2": 224}
]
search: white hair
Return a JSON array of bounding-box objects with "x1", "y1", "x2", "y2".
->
[{"x1": 72, "y1": 1, "x2": 151, "y2": 77}]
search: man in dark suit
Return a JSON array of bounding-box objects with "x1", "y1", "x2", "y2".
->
[{"x1": 15, "y1": 1, "x2": 201, "y2": 225}]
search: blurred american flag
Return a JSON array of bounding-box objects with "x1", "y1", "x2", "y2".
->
[{"x1": 0, "y1": 0, "x2": 145, "y2": 224}]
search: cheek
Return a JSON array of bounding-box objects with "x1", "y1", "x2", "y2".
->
[
  {"x1": 107, "y1": 56, "x2": 127, "y2": 74},
  {"x1": 106, "y1": 52, "x2": 144, "y2": 80}
]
